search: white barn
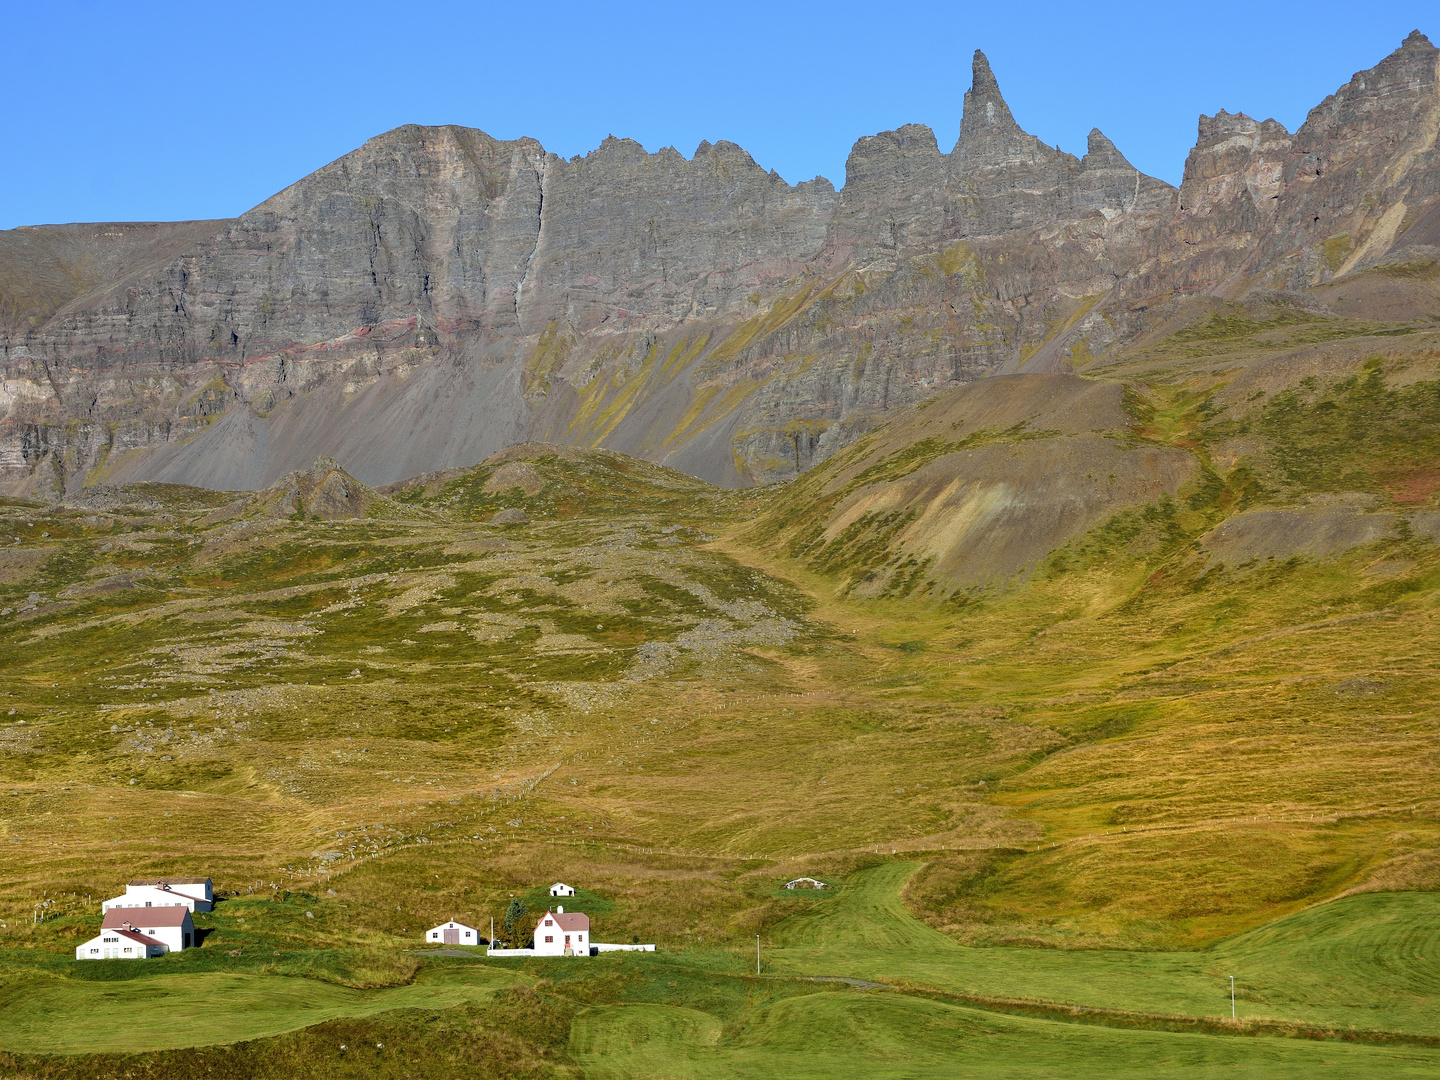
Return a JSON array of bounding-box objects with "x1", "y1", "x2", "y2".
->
[
  {"x1": 103, "y1": 877, "x2": 213, "y2": 914},
  {"x1": 534, "y1": 907, "x2": 589, "y2": 955},
  {"x1": 425, "y1": 920, "x2": 482, "y2": 946},
  {"x1": 77, "y1": 906, "x2": 194, "y2": 960},
  {"x1": 549, "y1": 882, "x2": 575, "y2": 897}
]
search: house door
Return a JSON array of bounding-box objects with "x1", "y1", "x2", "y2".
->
[{"x1": 443, "y1": 928, "x2": 460, "y2": 945}]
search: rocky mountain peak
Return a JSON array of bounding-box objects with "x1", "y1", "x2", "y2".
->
[
  {"x1": 1401, "y1": 28, "x2": 1433, "y2": 51},
  {"x1": 958, "y1": 49, "x2": 1021, "y2": 142},
  {"x1": 1082, "y1": 128, "x2": 1133, "y2": 169},
  {"x1": 1, "y1": 36, "x2": 1433, "y2": 498},
  {"x1": 1197, "y1": 109, "x2": 1261, "y2": 139},
  {"x1": 953, "y1": 49, "x2": 1058, "y2": 169}
]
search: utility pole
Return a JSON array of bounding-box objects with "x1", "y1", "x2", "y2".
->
[
  {"x1": 756, "y1": 935, "x2": 761, "y2": 976},
  {"x1": 1230, "y1": 975, "x2": 1235, "y2": 1020}
]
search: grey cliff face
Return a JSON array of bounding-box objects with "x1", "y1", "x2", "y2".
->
[
  {"x1": 1147, "y1": 29, "x2": 1439, "y2": 294},
  {"x1": 1, "y1": 34, "x2": 1436, "y2": 496}
]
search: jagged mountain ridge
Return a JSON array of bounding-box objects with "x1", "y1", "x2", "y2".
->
[{"x1": 1, "y1": 34, "x2": 1436, "y2": 496}]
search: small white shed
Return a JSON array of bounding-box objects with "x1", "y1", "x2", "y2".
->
[
  {"x1": 549, "y1": 882, "x2": 575, "y2": 897},
  {"x1": 425, "y1": 920, "x2": 482, "y2": 946}
]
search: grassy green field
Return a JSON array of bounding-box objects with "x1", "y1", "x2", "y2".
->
[
  {"x1": 2, "y1": 861, "x2": 1437, "y2": 1077},
  {"x1": 768, "y1": 863, "x2": 1440, "y2": 1035},
  {"x1": 571, "y1": 996, "x2": 1440, "y2": 1079},
  {"x1": 0, "y1": 964, "x2": 525, "y2": 1054}
]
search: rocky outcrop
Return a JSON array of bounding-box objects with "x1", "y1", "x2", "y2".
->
[
  {"x1": 752, "y1": 373, "x2": 1198, "y2": 592},
  {"x1": 1145, "y1": 29, "x2": 1440, "y2": 295},
  {"x1": 1, "y1": 34, "x2": 1436, "y2": 496},
  {"x1": 0, "y1": 220, "x2": 228, "y2": 333}
]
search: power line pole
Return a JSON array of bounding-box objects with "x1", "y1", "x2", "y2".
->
[
  {"x1": 1230, "y1": 975, "x2": 1235, "y2": 1020},
  {"x1": 756, "y1": 935, "x2": 760, "y2": 976}
]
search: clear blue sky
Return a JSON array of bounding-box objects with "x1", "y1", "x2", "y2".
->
[{"x1": 2, "y1": 1, "x2": 1434, "y2": 229}]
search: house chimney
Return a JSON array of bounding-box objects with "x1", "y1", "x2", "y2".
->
[{"x1": 557, "y1": 905, "x2": 564, "y2": 914}]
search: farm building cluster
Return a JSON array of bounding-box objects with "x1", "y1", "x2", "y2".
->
[
  {"x1": 76, "y1": 877, "x2": 212, "y2": 960},
  {"x1": 71, "y1": 875, "x2": 669, "y2": 961},
  {"x1": 425, "y1": 882, "x2": 654, "y2": 956}
]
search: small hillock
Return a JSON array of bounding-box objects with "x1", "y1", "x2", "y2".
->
[{"x1": 381, "y1": 442, "x2": 725, "y2": 522}]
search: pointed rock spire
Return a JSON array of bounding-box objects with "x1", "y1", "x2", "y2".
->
[
  {"x1": 1081, "y1": 128, "x2": 1134, "y2": 170},
  {"x1": 959, "y1": 50, "x2": 1021, "y2": 143}
]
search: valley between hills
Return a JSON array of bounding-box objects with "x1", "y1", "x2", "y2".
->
[
  {"x1": 2, "y1": 302, "x2": 1440, "y2": 1076},
  {"x1": 1, "y1": 28, "x2": 1439, "y2": 1080}
]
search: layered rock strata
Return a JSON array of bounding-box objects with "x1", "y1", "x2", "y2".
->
[{"x1": 1, "y1": 34, "x2": 1436, "y2": 495}]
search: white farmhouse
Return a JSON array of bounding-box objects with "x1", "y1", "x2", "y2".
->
[
  {"x1": 425, "y1": 920, "x2": 482, "y2": 946},
  {"x1": 534, "y1": 907, "x2": 589, "y2": 956},
  {"x1": 76, "y1": 907, "x2": 194, "y2": 960},
  {"x1": 102, "y1": 877, "x2": 213, "y2": 914},
  {"x1": 549, "y1": 882, "x2": 575, "y2": 897}
]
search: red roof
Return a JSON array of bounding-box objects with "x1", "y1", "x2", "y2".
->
[
  {"x1": 111, "y1": 928, "x2": 166, "y2": 948},
  {"x1": 537, "y1": 909, "x2": 589, "y2": 932},
  {"x1": 128, "y1": 877, "x2": 210, "y2": 887},
  {"x1": 104, "y1": 907, "x2": 190, "y2": 929}
]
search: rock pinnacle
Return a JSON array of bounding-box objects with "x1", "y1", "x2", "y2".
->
[{"x1": 960, "y1": 49, "x2": 1021, "y2": 143}]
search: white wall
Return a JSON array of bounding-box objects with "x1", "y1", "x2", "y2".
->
[
  {"x1": 76, "y1": 933, "x2": 162, "y2": 959},
  {"x1": 109, "y1": 887, "x2": 210, "y2": 915},
  {"x1": 106, "y1": 914, "x2": 193, "y2": 952},
  {"x1": 105, "y1": 885, "x2": 210, "y2": 913}
]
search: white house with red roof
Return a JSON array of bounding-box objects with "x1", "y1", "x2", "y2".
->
[
  {"x1": 486, "y1": 895, "x2": 655, "y2": 957},
  {"x1": 76, "y1": 906, "x2": 194, "y2": 960},
  {"x1": 102, "y1": 877, "x2": 213, "y2": 914},
  {"x1": 534, "y1": 907, "x2": 589, "y2": 956}
]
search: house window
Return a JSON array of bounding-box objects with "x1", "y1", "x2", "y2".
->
[
  {"x1": 432, "y1": 933, "x2": 439, "y2": 939},
  {"x1": 124, "y1": 948, "x2": 133, "y2": 954},
  {"x1": 145, "y1": 901, "x2": 151, "y2": 907},
  {"x1": 464, "y1": 931, "x2": 471, "y2": 937},
  {"x1": 545, "y1": 919, "x2": 553, "y2": 926},
  {"x1": 545, "y1": 935, "x2": 553, "y2": 943},
  {"x1": 90, "y1": 948, "x2": 99, "y2": 954}
]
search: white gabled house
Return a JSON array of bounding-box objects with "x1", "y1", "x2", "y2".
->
[
  {"x1": 102, "y1": 877, "x2": 214, "y2": 914},
  {"x1": 549, "y1": 882, "x2": 575, "y2": 897},
  {"x1": 77, "y1": 906, "x2": 194, "y2": 960},
  {"x1": 486, "y1": 896, "x2": 655, "y2": 958},
  {"x1": 534, "y1": 907, "x2": 588, "y2": 955},
  {"x1": 425, "y1": 920, "x2": 482, "y2": 946}
]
